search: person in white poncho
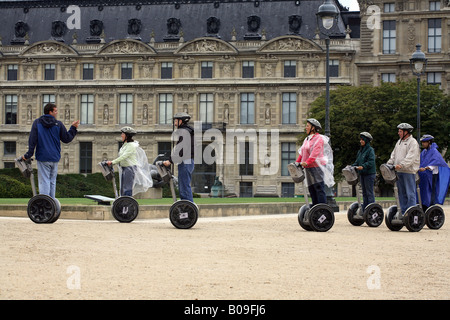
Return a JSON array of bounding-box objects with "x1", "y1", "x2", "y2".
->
[
  {"x1": 107, "y1": 127, "x2": 153, "y2": 197},
  {"x1": 295, "y1": 119, "x2": 335, "y2": 206}
]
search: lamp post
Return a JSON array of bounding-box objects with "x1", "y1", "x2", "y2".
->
[
  {"x1": 409, "y1": 44, "x2": 428, "y2": 141},
  {"x1": 316, "y1": 0, "x2": 338, "y2": 137},
  {"x1": 316, "y1": 0, "x2": 339, "y2": 212}
]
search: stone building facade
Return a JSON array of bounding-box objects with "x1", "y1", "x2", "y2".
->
[{"x1": 0, "y1": 0, "x2": 448, "y2": 197}]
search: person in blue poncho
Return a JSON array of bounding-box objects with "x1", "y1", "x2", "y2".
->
[{"x1": 418, "y1": 135, "x2": 450, "y2": 211}]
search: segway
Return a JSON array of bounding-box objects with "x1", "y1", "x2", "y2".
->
[
  {"x1": 98, "y1": 161, "x2": 139, "y2": 223},
  {"x1": 380, "y1": 164, "x2": 425, "y2": 232},
  {"x1": 155, "y1": 161, "x2": 198, "y2": 229},
  {"x1": 15, "y1": 157, "x2": 61, "y2": 223},
  {"x1": 424, "y1": 205, "x2": 445, "y2": 230},
  {"x1": 288, "y1": 163, "x2": 334, "y2": 232},
  {"x1": 342, "y1": 165, "x2": 384, "y2": 227}
]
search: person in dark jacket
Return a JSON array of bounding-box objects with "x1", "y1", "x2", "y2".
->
[
  {"x1": 23, "y1": 103, "x2": 79, "y2": 198},
  {"x1": 163, "y1": 112, "x2": 195, "y2": 202},
  {"x1": 352, "y1": 132, "x2": 376, "y2": 210}
]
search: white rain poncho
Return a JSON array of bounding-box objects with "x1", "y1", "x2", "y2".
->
[
  {"x1": 298, "y1": 133, "x2": 335, "y2": 188},
  {"x1": 117, "y1": 141, "x2": 153, "y2": 196}
]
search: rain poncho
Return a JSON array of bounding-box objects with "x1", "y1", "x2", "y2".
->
[
  {"x1": 297, "y1": 133, "x2": 335, "y2": 188},
  {"x1": 116, "y1": 141, "x2": 153, "y2": 196},
  {"x1": 418, "y1": 142, "x2": 450, "y2": 206}
]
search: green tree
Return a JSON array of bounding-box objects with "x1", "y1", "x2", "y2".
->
[{"x1": 308, "y1": 80, "x2": 450, "y2": 188}]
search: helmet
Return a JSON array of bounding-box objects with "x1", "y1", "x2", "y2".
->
[
  {"x1": 307, "y1": 118, "x2": 322, "y2": 130},
  {"x1": 173, "y1": 112, "x2": 191, "y2": 123},
  {"x1": 420, "y1": 134, "x2": 434, "y2": 142},
  {"x1": 120, "y1": 126, "x2": 137, "y2": 135},
  {"x1": 397, "y1": 123, "x2": 413, "y2": 132},
  {"x1": 360, "y1": 132, "x2": 373, "y2": 141}
]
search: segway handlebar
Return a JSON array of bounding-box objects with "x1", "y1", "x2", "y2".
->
[
  {"x1": 15, "y1": 157, "x2": 33, "y2": 178},
  {"x1": 98, "y1": 161, "x2": 115, "y2": 181}
]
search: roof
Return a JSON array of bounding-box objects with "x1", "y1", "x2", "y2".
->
[{"x1": 0, "y1": 0, "x2": 359, "y2": 46}]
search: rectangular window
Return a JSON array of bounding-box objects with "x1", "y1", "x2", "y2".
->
[
  {"x1": 44, "y1": 64, "x2": 56, "y2": 80},
  {"x1": 201, "y1": 61, "x2": 213, "y2": 79},
  {"x1": 7, "y1": 65, "x2": 18, "y2": 81},
  {"x1": 281, "y1": 142, "x2": 297, "y2": 176},
  {"x1": 79, "y1": 142, "x2": 92, "y2": 174},
  {"x1": 239, "y1": 142, "x2": 254, "y2": 176},
  {"x1": 121, "y1": 62, "x2": 133, "y2": 79},
  {"x1": 240, "y1": 93, "x2": 255, "y2": 124},
  {"x1": 282, "y1": 93, "x2": 296, "y2": 124},
  {"x1": 428, "y1": 19, "x2": 441, "y2": 53},
  {"x1": 161, "y1": 62, "x2": 173, "y2": 79},
  {"x1": 427, "y1": 72, "x2": 442, "y2": 88},
  {"x1": 4, "y1": 141, "x2": 16, "y2": 156},
  {"x1": 383, "y1": 20, "x2": 396, "y2": 54},
  {"x1": 381, "y1": 73, "x2": 396, "y2": 83},
  {"x1": 199, "y1": 93, "x2": 214, "y2": 123},
  {"x1": 284, "y1": 60, "x2": 296, "y2": 78},
  {"x1": 80, "y1": 94, "x2": 94, "y2": 125},
  {"x1": 42, "y1": 94, "x2": 56, "y2": 109},
  {"x1": 242, "y1": 61, "x2": 254, "y2": 78},
  {"x1": 281, "y1": 182, "x2": 295, "y2": 198},
  {"x1": 384, "y1": 3, "x2": 395, "y2": 12},
  {"x1": 429, "y1": 1, "x2": 440, "y2": 11},
  {"x1": 329, "y1": 60, "x2": 339, "y2": 77},
  {"x1": 158, "y1": 142, "x2": 172, "y2": 159},
  {"x1": 5, "y1": 95, "x2": 18, "y2": 124},
  {"x1": 83, "y1": 63, "x2": 94, "y2": 80},
  {"x1": 239, "y1": 182, "x2": 253, "y2": 197},
  {"x1": 159, "y1": 93, "x2": 173, "y2": 124},
  {"x1": 119, "y1": 93, "x2": 133, "y2": 124}
]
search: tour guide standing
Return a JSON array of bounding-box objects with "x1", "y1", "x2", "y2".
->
[
  {"x1": 163, "y1": 112, "x2": 195, "y2": 202},
  {"x1": 386, "y1": 123, "x2": 420, "y2": 215},
  {"x1": 23, "y1": 103, "x2": 79, "y2": 199}
]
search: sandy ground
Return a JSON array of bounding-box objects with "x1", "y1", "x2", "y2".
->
[{"x1": 0, "y1": 206, "x2": 449, "y2": 300}]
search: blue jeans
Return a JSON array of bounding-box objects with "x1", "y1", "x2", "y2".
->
[
  {"x1": 360, "y1": 173, "x2": 376, "y2": 210},
  {"x1": 396, "y1": 172, "x2": 417, "y2": 215},
  {"x1": 121, "y1": 165, "x2": 136, "y2": 196},
  {"x1": 178, "y1": 159, "x2": 194, "y2": 202},
  {"x1": 37, "y1": 161, "x2": 58, "y2": 199}
]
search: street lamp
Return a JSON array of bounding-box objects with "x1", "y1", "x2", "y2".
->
[
  {"x1": 316, "y1": 0, "x2": 338, "y2": 137},
  {"x1": 316, "y1": 0, "x2": 339, "y2": 212},
  {"x1": 409, "y1": 44, "x2": 428, "y2": 141}
]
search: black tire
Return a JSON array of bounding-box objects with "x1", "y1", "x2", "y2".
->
[
  {"x1": 347, "y1": 202, "x2": 364, "y2": 226},
  {"x1": 111, "y1": 196, "x2": 139, "y2": 223},
  {"x1": 170, "y1": 200, "x2": 198, "y2": 229},
  {"x1": 309, "y1": 204, "x2": 334, "y2": 232},
  {"x1": 298, "y1": 204, "x2": 313, "y2": 231},
  {"x1": 27, "y1": 194, "x2": 57, "y2": 223},
  {"x1": 385, "y1": 206, "x2": 403, "y2": 231},
  {"x1": 363, "y1": 203, "x2": 384, "y2": 227},
  {"x1": 425, "y1": 205, "x2": 445, "y2": 230},
  {"x1": 47, "y1": 198, "x2": 62, "y2": 223},
  {"x1": 403, "y1": 206, "x2": 425, "y2": 232}
]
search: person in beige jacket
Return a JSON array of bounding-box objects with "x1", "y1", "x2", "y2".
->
[{"x1": 387, "y1": 123, "x2": 421, "y2": 214}]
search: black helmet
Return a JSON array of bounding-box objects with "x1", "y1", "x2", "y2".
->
[
  {"x1": 307, "y1": 118, "x2": 322, "y2": 130},
  {"x1": 173, "y1": 112, "x2": 191, "y2": 123}
]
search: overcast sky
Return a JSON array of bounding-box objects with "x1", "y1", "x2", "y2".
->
[{"x1": 339, "y1": 0, "x2": 360, "y2": 11}]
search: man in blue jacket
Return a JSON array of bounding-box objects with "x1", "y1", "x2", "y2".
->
[{"x1": 23, "y1": 103, "x2": 79, "y2": 198}]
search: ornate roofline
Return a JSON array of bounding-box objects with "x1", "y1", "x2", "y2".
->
[{"x1": 19, "y1": 40, "x2": 79, "y2": 56}]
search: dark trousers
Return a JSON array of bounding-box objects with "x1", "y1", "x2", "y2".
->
[
  {"x1": 308, "y1": 181, "x2": 326, "y2": 206},
  {"x1": 121, "y1": 165, "x2": 136, "y2": 196}
]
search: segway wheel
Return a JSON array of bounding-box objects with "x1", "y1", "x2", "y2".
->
[
  {"x1": 298, "y1": 204, "x2": 313, "y2": 231},
  {"x1": 363, "y1": 203, "x2": 384, "y2": 227},
  {"x1": 27, "y1": 194, "x2": 57, "y2": 223},
  {"x1": 47, "y1": 198, "x2": 62, "y2": 223},
  {"x1": 425, "y1": 206, "x2": 445, "y2": 230},
  {"x1": 111, "y1": 196, "x2": 139, "y2": 223},
  {"x1": 170, "y1": 200, "x2": 198, "y2": 229},
  {"x1": 385, "y1": 206, "x2": 403, "y2": 231},
  {"x1": 309, "y1": 204, "x2": 334, "y2": 232},
  {"x1": 403, "y1": 206, "x2": 425, "y2": 232},
  {"x1": 347, "y1": 202, "x2": 364, "y2": 226}
]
